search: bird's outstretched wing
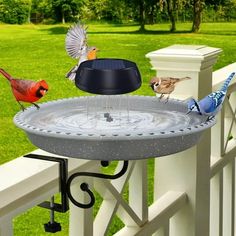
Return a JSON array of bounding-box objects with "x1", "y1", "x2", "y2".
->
[{"x1": 65, "y1": 23, "x2": 88, "y2": 59}]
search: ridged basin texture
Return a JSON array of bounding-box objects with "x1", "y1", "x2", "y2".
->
[{"x1": 14, "y1": 95, "x2": 216, "y2": 160}]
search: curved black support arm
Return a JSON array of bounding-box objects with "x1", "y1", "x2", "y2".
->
[{"x1": 66, "y1": 160, "x2": 129, "y2": 209}]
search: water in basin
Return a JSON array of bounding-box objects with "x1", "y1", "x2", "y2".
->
[{"x1": 25, "y1": 105, "x2": 200, "y2": 135}]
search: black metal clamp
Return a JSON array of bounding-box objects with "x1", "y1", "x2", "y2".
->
[
  {"x1": 24, "y1": 154, "x2": 129, "y2": 233},
  {"x1": 24, "y1": 154, "x2": 69, "y2": 233}
]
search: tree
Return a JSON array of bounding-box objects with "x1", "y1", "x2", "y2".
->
[
  {"x1": 52, "y1": 0, "x2": 83, "y2": 23},
  {"x1": 31, "y1": 0, "x2": 53, "y2": 21},
  {"x1": 0, "y1": 0, "x2": 32, "y2": 24},
  {"x1": 125, "y1": 0, "x2": 159, "y2": 30},
  {"x1": 192, "y1": 0, "x2": 204, "y2": 32},
  {"x1": 166, "y1": 0, "x2": 177, "y2": 32},
  {"x1": 81, "y1": 0, "x2": 127, "y2": 22},
  {"x1": 204, "y1": 0, "x2": 236, "y2": 21},
  {"x1": 223, "y1": 0, "x2": 236, "y2": 21},
  {"x1": 139, "y1": 0, "x2": 146, "y2": 30},
  {"x1": 124, "y1": 0, "x2": 146, "y2": 30}
]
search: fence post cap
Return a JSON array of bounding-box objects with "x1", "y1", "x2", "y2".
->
[{"x1": 146, "y1": 44, "x2": 222, "y2": 60}]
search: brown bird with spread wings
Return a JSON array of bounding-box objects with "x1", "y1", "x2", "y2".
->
[
  {"x1": 150, "y1": 76, "x2": 191, "y2": 102},
  {"x1": 65, "y1": 23, "x2": 99, "y2": 81}
]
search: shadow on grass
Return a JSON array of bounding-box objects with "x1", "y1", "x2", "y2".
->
[
  {"x1": 89, "y1": 29, "x2": 192, "y2": 35},
  {"x1": 40, "y1": 26, "x2": 69, "y2": 34},
  {"x1": 41, "y1": 25, "x2": 192, "y2": 35},
  {"x1": 40, "y1": 25, "x2": 236, "y2": 36},
  {"x1": 199, "y1": 31, "x2": 236, "y2": 36}
]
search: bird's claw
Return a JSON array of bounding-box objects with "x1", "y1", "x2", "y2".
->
[
  {"x1": 165, "y1": 96, "x2": 170, "y2": 103},
  {"x1": 159, "y1": 94, "x2": 164, "y2": 101},
  {"x1": 206, "y1": 116, "x2": 214, "y2": 122},
  {"x1": 32, "y1": 103, "x2": 40, "y2": 110},
  {"x1": 18, "y1": 101, "x2": 26, "y2": 111}
]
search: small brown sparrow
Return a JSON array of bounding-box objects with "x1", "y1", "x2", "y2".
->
[{"x1": 150, "y1": 76, "x2": 191, "y2": 102}]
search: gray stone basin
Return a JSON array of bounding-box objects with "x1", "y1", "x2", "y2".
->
[{"x1": 14, "y1": 95, "x2": 215, "y2": 160}]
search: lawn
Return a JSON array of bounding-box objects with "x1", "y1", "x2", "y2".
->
[{"x1": 0, "y1": 22, "x2": 236, "y2": 235}]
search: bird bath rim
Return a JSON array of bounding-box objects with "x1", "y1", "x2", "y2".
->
[
  {"x1": 14, "y1": 95, "x2": 215, "y2": 139},
  {"x1": 14, "y1": 95, "x2": 216, "y2": 160}
]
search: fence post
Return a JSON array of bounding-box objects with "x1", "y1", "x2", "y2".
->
[
  {"x1": 146, "y1": 45, "x2": 221, "y2": 236},
  {"x1": 0, "y1": 218, "x2": 13, "y2": 236},
  {"x1": 69, "y1": 163, "x2": 97, "y2": 236}
]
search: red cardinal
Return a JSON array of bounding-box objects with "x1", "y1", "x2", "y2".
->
[{"x1": 0, "y1": 68, "x2": 48, "y2": 111}]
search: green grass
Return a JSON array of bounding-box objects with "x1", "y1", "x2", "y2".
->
[{"x1": 1, "y1": 22, "x2": 236, "y2": 235}]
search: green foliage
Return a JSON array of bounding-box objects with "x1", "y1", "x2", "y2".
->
[
  {"x1": 203, "y1": 0, "x2": 236, "y2": 22},
  {"x1": 51, "y1": 0, "x2": 83, "y2": 23},
  {"x1": 0, "y1": 0, "x2": 31, "y2": 24},
  {"x1": 0, "y1": 0, "x2": 236, "y2": 30},
  {"x1": 31, "y1": 0, "x2": 53, "y2": 19},
  {"x1": 222, "y1": 0, "x2": 236, "y2": 21},
  {"x1": 80, "y1": 0, "x2": 132, "y2": 23}
]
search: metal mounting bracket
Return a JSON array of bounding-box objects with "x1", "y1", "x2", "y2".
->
[
  {"x1": 24, "y1": 154, "x2": 129, "y2": 210},
  {"x1": 24, "y1": 153, "x2": 69, "y2": 213}
]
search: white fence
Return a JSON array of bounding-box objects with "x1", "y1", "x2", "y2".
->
[{"x1": 0, "y1": 45, "x2": 236, "y2": 235}]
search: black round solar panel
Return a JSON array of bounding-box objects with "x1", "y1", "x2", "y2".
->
[
  {"x1": 75, "y1": 58, "x2": 142, "y2": 95},
  {"x1": 92, "y1": 59, "x2": 125, "y2": 70}
]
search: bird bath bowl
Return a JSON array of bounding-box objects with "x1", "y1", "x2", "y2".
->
[{"x1": 14, "y1": 95, "x2": 215, "y2": 161}]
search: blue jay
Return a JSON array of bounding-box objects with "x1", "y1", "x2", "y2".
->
[{"x1": 187, "y1": 72, "x2": 236, "y2": 119}]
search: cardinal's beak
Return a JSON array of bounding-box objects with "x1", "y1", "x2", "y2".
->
[{"x1": 41, "y1": 89, "x2": 47, "y2": 96}]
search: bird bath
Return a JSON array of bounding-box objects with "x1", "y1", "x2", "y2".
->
[
  {"x1": 14, "y1": 58, "x2": 215, "y2": 160},
  {"x1": 13, "y1": 58, "x2": 216, "y2": 212},
  {"x1": 14, "y1": 95, "x2": 215, "y2": 160}
]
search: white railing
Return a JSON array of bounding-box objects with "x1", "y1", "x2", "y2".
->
[
  {"x1": 0, "y1": 45, "x2": 236, "y2": 236},
  {"x1": 210, "y1": 63, "x2": 236, "y2": 236},
  {"x1": 0, "y1": 151, "x2": 187, "y2": 236}
]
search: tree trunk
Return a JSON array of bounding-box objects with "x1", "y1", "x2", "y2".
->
[
  {"x1": 62, "y1": 10, "x2": 65, "y2": 24},
  {"x1": 166, "y1": 0, "x2": 176, "y2": 32},
  {"x1": 192, "y1": 0, "x2": 203, "y2": 32},
  {"x1": 150, "y1": 5, "x2": 155, "y2": 24},
  {"x1": 139, "y1": 1, "x2": 145, "y2": 31},
  {"x1": 28, "y1": 7, "x2": 31, "y2": 23}
]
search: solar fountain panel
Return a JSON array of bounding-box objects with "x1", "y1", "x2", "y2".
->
[
  {"x1": 92, "y1": 59, "x2": 125, "y2": 70},
  {"x1": 75, "y1": 58, "x2": 141, "y2": 94}
]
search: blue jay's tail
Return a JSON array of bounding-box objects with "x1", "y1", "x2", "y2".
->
[{"x1": 220, "y1": 72, "x2": 236, "y2": 92}]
